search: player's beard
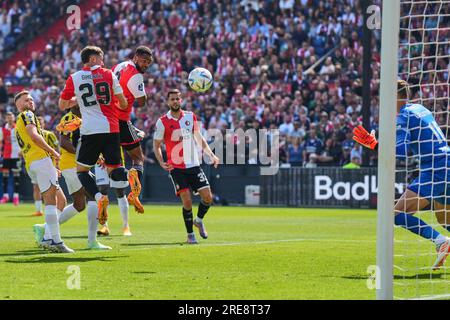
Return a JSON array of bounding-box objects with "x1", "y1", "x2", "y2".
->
[{"x1": 169, "y1": 104, "x2": 181, "y2": 112}]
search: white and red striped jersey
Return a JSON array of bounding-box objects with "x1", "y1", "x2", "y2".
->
[
  {"x1": 60, "y1": 65, "x2": 123, "y2": 135},
  {"x1": 112, "y1": 61, "x2": 146, "y2": 121},
  {"x1": 154, "y1": 110, "x2": 201, "y2": 169},
  {"x1": 0, "y1": 123, "x2": 20, "y2": 159}
]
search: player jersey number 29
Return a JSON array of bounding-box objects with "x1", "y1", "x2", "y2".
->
[{"x1": 79, "y1": 82, "x2": 111, "y2": 106}]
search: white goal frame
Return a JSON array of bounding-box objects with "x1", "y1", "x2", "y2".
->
[{"x1": 377, "y1": 0, "x2": 400, "y2": 300}]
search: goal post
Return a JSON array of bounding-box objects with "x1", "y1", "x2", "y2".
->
[
  {"x1": 377, "y1": 0, "x2": 400, "y2": 301},
  {"x1": 378, "y1": 0, "x2": 450, "y2": 300}
]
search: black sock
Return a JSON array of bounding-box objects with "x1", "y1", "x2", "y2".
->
[
  {"x1": 197, "y1": 200, "x2": 211, "y2": 219},
  {"x1": 3, "y1": 174, "x2": 8, "y2": 194},
  {"x1": 77, "y1": 171, "x2": 99, "y2": 198},
  {"x1": 182, "y1": 207, "x2": 194, "y2": 234},
  {"x1": 13, "y1": 175, "x2": 20, "y2": 193}
]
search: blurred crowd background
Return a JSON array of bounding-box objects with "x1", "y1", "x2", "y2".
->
[{"x1": 0, "y1": 0, "x2": 422, "y2": 169}]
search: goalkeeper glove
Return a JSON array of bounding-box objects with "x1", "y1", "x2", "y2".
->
[
  {"x1": 353, "y1": 125, "x2": 378, "y2": 150},
  {"x1": 56, "y1": 116, "x2": 82, "y2": 133}
]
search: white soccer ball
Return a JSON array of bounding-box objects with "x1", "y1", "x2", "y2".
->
[{"x1": 188, "y1": 67, "x2": 213, "y2": 93}]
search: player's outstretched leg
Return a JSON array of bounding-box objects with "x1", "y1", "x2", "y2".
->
[
  {"x1": 395, "y1": 190, "x2": 450, "y2": 269},
  {"x1": 78, "y1": 168, "x2": 109, "y2": 225},
  {"x1": 194, "y1": 187, "x2": 213, "y2": 239}
]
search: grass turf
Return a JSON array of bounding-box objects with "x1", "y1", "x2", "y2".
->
[{"x1": 0, "y1": 204, "x2": 449, "y2": 300}]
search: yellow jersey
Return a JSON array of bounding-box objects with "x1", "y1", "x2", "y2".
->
[
  {"x1": 58, "y1": 112, "x2": 80, "y2": 171},
  {"x1": 15, "y1": 110, "x2": 49, "y2": 170},
  {"x1": 42, "y1": 129, "x2": 59, "y2": 167}
]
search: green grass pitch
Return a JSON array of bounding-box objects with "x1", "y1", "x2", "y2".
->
[{"x1": 0, "y1": 204, "x2": 449, "y2": 300}]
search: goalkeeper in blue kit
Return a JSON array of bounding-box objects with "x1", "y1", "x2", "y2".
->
[{"x1": 354, "y1": 80, "x2": 450, "y2": 270}]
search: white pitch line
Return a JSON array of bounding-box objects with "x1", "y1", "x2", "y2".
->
[{"x1": 2, "y1": 238, "x2": 376, "y2": 260}]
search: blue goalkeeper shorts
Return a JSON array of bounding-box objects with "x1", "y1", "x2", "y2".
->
[{"x1": 408, "y1": 168, "x2": 450, "y2": 205}]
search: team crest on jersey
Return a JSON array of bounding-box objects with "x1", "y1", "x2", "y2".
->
[
  {"x1": 138, "y1": 83, "x2": 144, "y2": 91},
  {"x1": 185, "y1": 120, "x2": 190, "y2": 126}
]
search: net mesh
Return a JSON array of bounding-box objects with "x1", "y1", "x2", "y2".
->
[{"x1": 394, "y1": 0, "x2": 450, "y2": 300}]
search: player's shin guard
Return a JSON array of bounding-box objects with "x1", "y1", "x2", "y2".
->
[
  {"x1": 395, "y1": 212, "x2": 442, "y2": 242},
  {"x1": 182, "y1": 207, "x2": 194, "y2": 234},
  {"x1": 197, "y1": 200, "x2": 210, "y2": 219},
  {"x1": 77, "y1": 171, "x2": 99, "y2": 199}
]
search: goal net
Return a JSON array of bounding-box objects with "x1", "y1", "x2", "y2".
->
[{"x1": 389, "y1": 0, "x2": 450, "y2": 300}]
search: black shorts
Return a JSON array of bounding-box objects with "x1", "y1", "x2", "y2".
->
[
  {"x1": 119, "y1": 120, "x2": 142, "y2": 151},
  {"x1": 77, "y1": 133, "x2": 122, "y2": 168},
  {"x1": 2, "y1": 158, "x2": 20, "y2": 170},
  {"x1": 169, "y1": 166, "x2": 210, "y2": 196}
]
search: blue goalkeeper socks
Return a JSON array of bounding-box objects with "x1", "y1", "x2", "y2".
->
[{"x1": 394, "y1": 212, "x2": 441, "y2": 241}]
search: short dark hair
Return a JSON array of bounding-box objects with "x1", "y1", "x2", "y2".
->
[
  {"x1": 397, "y1": 80, "x2": 410, "y2": 100},
  {"x1": 81, "y1": 46, "x2": 104, "y2": 64},
  {"x1": 14, "y1": 90, "x2": 29, "y2": 104},
  {"x1": 135, "y1": 46, "x2": 153, "y2": 58},
  {"x1": 167, "y1": 89, "x2": 181, "y2": 99}
]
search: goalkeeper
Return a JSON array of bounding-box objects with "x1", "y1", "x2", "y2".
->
[{"x1": 354, "y1": 80, "x2": 450, "y2": 270}]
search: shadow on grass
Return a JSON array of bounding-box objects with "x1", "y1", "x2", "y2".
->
[
  {"x1": 120, "y1": 242, "x2": 183, "y2": 247},
  {"x1": 0, "y1": 249, "x2": 46, "y2": 257},
  {"x1": 4, "y1": 255, "x2": 128, "y2": 264},
  {"x1": 63, "y1": 235, "x2": 122, "y2": 239},
  {"x1": 340, "y1": 274, "x2": 444, "y2": 281},
  {"x1": 393, "y1": 273, "x2": 444, "y2": 280}
]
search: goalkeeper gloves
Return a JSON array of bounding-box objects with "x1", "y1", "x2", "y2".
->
[
  {"x1": 353, "y1": 125, "x2": 378, "y2": 150},
  {"x1": 56, "y1": 116, "x2": 82, "y2": 133}
]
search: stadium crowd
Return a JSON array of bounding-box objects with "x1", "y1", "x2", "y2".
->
[{"x1": 1, "y1": 0, "x2": 387, "y2": 168}]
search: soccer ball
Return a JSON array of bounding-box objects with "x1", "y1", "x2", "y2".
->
[{"x1": 188, "y1": 67, "x2": 213, "y2": 93}]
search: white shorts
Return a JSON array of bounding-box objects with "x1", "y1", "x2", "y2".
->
[
  {"x1": 95, "y1": 164, "x2": 110, "y2": 186},
  {"x1": 62, "y1": 168, "x2": 83, "y2": 195},
  {"x1": 28, "y1": 157, "x2": 59, "y2": 193}
]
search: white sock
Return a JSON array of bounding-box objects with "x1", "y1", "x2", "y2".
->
[
  {"x1": 44, "y1": 224, "x2": 51, "y2": 240},
  {"x1": 435, "y1": 234, "x2": 447, "y2": 246},
  {"x1": 35, "y1": 200, "x2": 42, "y2": 212},
  {"x1": 95, "y1": 192, "x2": 103, "y2": 202},
  {"x1": 195, "y1": 217, "x2": 202, "y2": 223},
  {"x1": 117, "y1": 196, "x2": 129, "y2": 228},
  {"x1": 45, "y1": 205, "x2": 62, "y2": 243},
  {"x1": 87, "y1": 201, "x2": 98, "y2": 243},
  {"x1": 59, "y1": 204, "x2": 80, "y2": 225}
]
